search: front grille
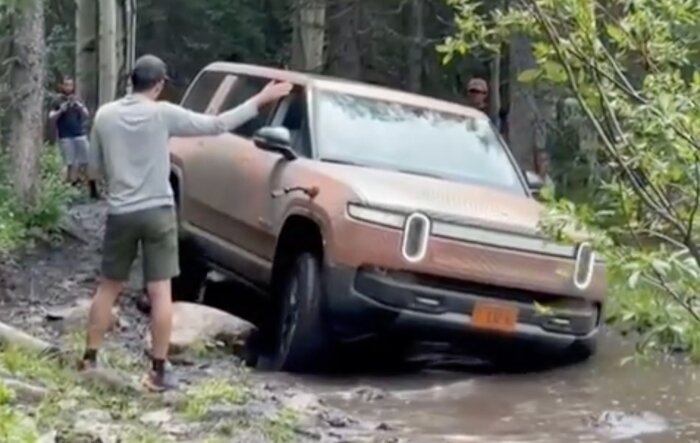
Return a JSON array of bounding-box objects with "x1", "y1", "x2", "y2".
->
[{"x1": 385, "y1": 270, "x2": 586, "y2": 308}]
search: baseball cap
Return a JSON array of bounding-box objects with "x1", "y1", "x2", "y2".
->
[{"x1": 131, "y1": 54, "x2": 170, "y2": 86}]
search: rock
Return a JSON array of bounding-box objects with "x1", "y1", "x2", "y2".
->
[
  {"x1": 2, "y1": 377, "x2": 48, "y2": 403},
  {"x1": 282, "y1": 392, "x2": 324, "y2": 413},
  {"x1": 140, "y1": 408, "x2": 173, "y2": 426},
  {"x1": 37, "y1": 431, "x2": 57, "y2": 443},
  {"x1": 148, "y1": 302, "x2": 256, "y2": 355},
  {"x1": 58, "y1": 215, "x2": 91, "y2": 244},
  {"x1": 0, "y1": 321, "x2": 59, "y2": 355},
  {"x1": 45, "y1": 298, "x2": 119, "y2": 332},
  {"x1": 350, "y1": 386, "x2": 388, "y2": 402},
  {"x1": 72, "y1": 408, "x2": 120, "y2": 443}
]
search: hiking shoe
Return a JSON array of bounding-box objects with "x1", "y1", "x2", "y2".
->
[
  {"x1": 142, "y1": 369, "x2": 178, "y2": 393},
  {"x1": 77, "y1": 358, "x2": 98, "y2": 372}
]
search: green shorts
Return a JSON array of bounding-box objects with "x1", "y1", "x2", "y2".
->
[{"x1": 101, "y1": 205, "x2": 180, "y2": 283}]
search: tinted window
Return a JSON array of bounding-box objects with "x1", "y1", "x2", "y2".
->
[
  {"x1": 314, "y1": 91, "x2": 526, "y2": 194},
  {"x1": 219, "y1": 75, "x2": 276, "y2": 138},
  {"x1": 276, "y1": 91, "x2": 311, "y2": 157},
  {"x1": 181, "y1": 70, "x2": 226, "y2": 112}
]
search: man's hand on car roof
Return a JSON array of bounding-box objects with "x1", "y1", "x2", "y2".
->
[{"x1": 253, "y1": 80, "x2": 294, "y2": 108}]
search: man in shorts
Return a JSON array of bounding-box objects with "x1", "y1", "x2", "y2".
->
[
  {"x1": 80, "y1": 54, "x2": 292, "y2": 392},
  {"x1": 49, "y1": 77, "x2": 99, "y2": 198}
]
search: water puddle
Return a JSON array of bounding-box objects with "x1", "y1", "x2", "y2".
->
[
  {"x1": 202, "y1": 281, "x2": 699, "y2": 442},
  {"x1": 274, "y1": 331, "x2": 700, "y2": 442}
]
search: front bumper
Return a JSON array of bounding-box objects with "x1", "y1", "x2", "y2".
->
[{"x1": 323, "y1": 264, "x2": 602, "y2": 349}]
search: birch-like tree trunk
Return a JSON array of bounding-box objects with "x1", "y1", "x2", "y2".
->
[
  {"x1": 75, "y1": 0, "x2": 98, "y2": 115},
  {"x1": 291, "y1": 0, "x2": 326, "y2": 72},
  {"x1": 9, "y1": 0, "x2": 45, "y2": 206},
  {"x1": 406, "y1": 0, "x2": 424, "y2": 92},
  {"x1": 98, "y1": 0, "x2": 118, "y2": 105}
]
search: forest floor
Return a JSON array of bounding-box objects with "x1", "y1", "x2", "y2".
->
[{"x1": 0, "y1": 200, "x2": 397, "y2": 443}]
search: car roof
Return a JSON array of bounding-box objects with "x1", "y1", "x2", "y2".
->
[{"x1": 203, "y1": 62, "x2": 487, "y2": 119}]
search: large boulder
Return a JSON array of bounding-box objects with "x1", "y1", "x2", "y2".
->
[
  {"x1": 45, "y1": 298, "x2": 120, "y2": 332},
  {"x1": 148, "y1": 302, "x2": 256, "y2": 356}
]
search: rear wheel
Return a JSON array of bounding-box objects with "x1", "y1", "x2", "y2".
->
[
  {"x1": 270, "y1": 252, "x2": 328, "y2": 372},
  {"x1": 171, "y1": 234, "x2": 208, "y2": 303}
]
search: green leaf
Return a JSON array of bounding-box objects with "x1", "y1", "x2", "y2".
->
[{"x1": 517, "y1": 68, "x2": 540, "y2": 84}]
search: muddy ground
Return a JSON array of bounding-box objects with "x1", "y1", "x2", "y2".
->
[
  {"x1": 1, "y1": 200, "x2": 699, "y2": 442},
  {"x1": 0, "y1": 201, "x2": 396, "y2": 443}
]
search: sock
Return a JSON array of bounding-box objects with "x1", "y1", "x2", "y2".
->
[
  {"x1": 83, "y1": 348, "x2": 98, "y2": 362},
  {"x1": 152, "y1": 358, "x2": 165, "y2": 376}
]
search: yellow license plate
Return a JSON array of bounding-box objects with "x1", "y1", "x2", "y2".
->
[{"x1": 472, "y1": 303, "x2": 518, "y2": 333}]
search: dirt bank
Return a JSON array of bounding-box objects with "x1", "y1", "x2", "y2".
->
[{"x1": 0, "y1": 201, "x2": 398, "y2": 443}]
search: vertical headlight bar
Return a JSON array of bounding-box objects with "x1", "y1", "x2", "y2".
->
[
  {"x1": 573, "y1": 241, "x2": 596, "y2": 290},
  {"x1": 401, "y1": 212, "x2": 431, "y2": 263}
]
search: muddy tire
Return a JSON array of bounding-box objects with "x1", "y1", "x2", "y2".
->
[
  {"x1": 564, "y1": 336, "x2": 598, "y2": 362},
  {"x1": 171, "y1": 235, "x2": 208, "y2": 303},
  {"x1": 271, "y1": 252, "x2": 328, "y2": 372}
]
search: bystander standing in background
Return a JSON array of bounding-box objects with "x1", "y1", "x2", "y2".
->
[{"x1": 49, "y1": 77, "x2": 99, "y2": 198}]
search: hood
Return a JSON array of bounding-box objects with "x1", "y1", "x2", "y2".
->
[{"x1": 304, "y1": 162, "x2": 544, "y2": 235}]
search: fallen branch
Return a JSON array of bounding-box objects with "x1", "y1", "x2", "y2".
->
[{"x1": 0, "y1": 321, "x2": 59, "y2": 356}]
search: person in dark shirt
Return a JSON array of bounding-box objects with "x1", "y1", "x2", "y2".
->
[{"x1": 49, "y1": 77, "x2": 98, "y2": 197}]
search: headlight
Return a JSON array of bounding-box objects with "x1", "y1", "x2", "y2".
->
[
  {"x1": 346, "y1": 203, "x2": 406, "y2": 228},
  {"x1": 573, "y1": 241, "x2": 596, "y2": 290}
]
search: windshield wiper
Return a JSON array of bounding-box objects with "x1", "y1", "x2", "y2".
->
[
  {"x1": 321, "y1": 158, "x2": 445, "y2": 180},
  {"x1": 319, "y1": 157, "x2": 365, "y2": 167},
  {"x1": 397, "y1": 169, "x2": 445, "y2": 180}
]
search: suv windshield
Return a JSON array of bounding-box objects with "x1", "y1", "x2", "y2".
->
[{"x1": 313, "y1": 90, "x2": 526, "y2": 194}]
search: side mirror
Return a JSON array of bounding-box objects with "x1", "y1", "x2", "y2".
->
[
  {"x1": 253, "y1": 126, "x2": 297, "y2": 161},
  {"x1": 525, "y1": 170, "x2": 544, "y2": 193}
]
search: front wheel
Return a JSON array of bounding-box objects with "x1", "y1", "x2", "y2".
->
[{"x1": 270, "y1": 252, "x2": 328, "y2": 372}]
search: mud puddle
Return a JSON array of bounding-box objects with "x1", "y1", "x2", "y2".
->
[
  {"x1": 265, "y1": 330, "x2": 700, "y2": 442},
  {"x1": 193, "y1": 267, "x2": 700, "y2": 443},
  {"x1": 202, "y1": 275, "x2": 700, "y2": 442}
]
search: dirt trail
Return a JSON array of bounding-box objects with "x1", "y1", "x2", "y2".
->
[{"x1": 0, "y1": 201, "x2": 393, "y2": 442}]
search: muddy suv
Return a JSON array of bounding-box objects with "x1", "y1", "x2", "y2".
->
[{"x1": 169, "y1": 62, "x2": 607, "y2": 372}]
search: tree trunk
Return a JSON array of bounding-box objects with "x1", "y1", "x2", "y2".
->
[
  {"x1": 75, "y1": 0, "x2": 99, "y2": 116},
  {"x1": 9, "y1": 0, "x2": 45, "y2": 206},
  {"x1": 124, "y1": 0, "x2": 137, "y2": 93},
  {"x1": 507, "y1": 34, "x2": 538, "y2": 170},
  {"x1": 98, "y1": 0, "x2": 118, "y2": 105},
  {"x1": 406, "y1": 0, "x2": 424, "y2": 92},
  {"x1": 115, "y1": 0, "x2": 126, "y2": 95},
  {"x1": 291, "y1": 0, "x2": 326, "y2": 72},
  {"x1": 326, "y1": 0, "x2": 361, "y2": 79}
]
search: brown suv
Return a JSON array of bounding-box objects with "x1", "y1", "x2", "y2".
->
[{"x1": 168, "y1": 62, "x2": 607, "y2": 372}]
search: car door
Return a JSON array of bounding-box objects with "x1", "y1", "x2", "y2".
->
[
  {"x1": 172, "y1": 68, "x2": 229, "y2": 221},
  {"x1": 182, "y1": 72, "x2": 288, "y2": 283}
]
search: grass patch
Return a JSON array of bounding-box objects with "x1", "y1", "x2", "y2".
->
[
  {"x1": 181, "y1": 378, "x2": 249, "y2": 420},
  {"x1": 0, "y1": 144, "x2": 78, "y2": 253},
  {"x1": 260, "y1": 408, "x2": 299, "y2": 443}
]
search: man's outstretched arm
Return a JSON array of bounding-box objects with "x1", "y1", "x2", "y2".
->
[{"x1": 161, "y1": 81, "x2": 293, "y2": 138}]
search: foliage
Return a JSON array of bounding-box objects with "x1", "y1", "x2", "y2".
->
[
  {"x1": 0, "y1": 144, "x2": 78, "y2": 253},
  {"x1": 440, "y1": 0, "x2": 700, "y2": 356},
  {"x1": 181, "y1": 378, "x2": 249, "y2": 420}
]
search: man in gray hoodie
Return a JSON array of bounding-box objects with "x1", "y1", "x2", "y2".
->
[{"x1": 81, "y1": 54, "x2": 292, "y2": 392}]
